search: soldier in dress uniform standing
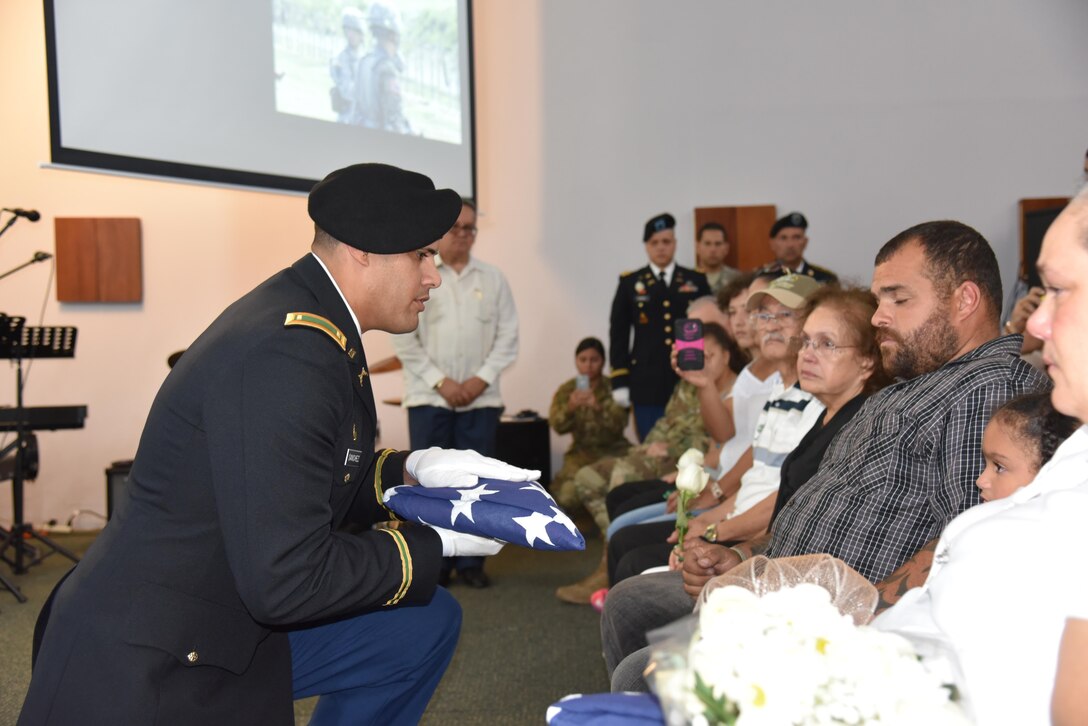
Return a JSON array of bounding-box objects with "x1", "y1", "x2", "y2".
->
[
  {"x1": 609, "y1": 213, "x2": 711, "y2": 441},
  {"x1": 757, "y1": 211, "x2": 840, "y2": 284}
]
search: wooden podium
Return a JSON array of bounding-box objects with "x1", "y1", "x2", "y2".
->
[{"x1": 693, "y1": 205, "x2": 777, "y2": 272}]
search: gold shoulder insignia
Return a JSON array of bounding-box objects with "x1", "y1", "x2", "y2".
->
[
  {"x1": 284, "y1": 312, "x2": 347, "y2": 351},
  {"x1": 620, "y1": 270, "x2": 635, "y2": 278}
]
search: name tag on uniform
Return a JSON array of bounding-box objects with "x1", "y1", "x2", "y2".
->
[{"x1": 344, "y1": 449, "x2": 363, "y2": 467}]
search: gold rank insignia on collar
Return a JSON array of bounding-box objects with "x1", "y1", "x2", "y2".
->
[
  {"x1": 358, "y1": 369, "x2": 368, "y2": 385},
  {"x1": 284, "y1": 312, "x2": 347, "y2": 351}
]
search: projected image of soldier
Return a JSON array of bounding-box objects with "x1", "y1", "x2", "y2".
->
[
  {"x1": 354, "y1": 2, "x2": 414, "y2": 134},
  {"x1": 329, "y1": 7, "x2": 365, "y2": 123}
]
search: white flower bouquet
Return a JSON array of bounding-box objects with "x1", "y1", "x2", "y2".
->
[{"x1": 647, "y1": 555, "x2": 967, "y2": 726}]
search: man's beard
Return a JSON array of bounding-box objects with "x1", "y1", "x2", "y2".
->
[{"x1": 878, "y1": 305, "x2": 960, "y2": 380}]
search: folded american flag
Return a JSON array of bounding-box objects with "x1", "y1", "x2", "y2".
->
[
  {"x1": 546, "y1": 693, "x2": 665, "y2": 725},
  {"x1": 383, "y1": 479, "x2": 585, "y2": 551}
]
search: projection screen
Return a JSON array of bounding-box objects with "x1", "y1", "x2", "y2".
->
[{"x1": 44, "y1": 0, "x2": 476, "y2": 196}]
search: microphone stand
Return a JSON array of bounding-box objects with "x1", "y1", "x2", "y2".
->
[
  {"x1": 0, "y1": 215, "x2": 17, "y2": 241},
  {"x1": 0, "y1": 254, "x2": 51, "y2": 283}
]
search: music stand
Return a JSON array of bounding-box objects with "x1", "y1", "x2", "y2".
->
[{"x1": 0, "y1": 316, "x2": 81, "y2": 601}]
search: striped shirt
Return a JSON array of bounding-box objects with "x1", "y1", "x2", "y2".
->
[
  {"x1": 767, "y1": 335, "x2": 1050, "y2": 583},
  {"x1": 732, "y1": 382, "x2": 824, "y2": 518}
]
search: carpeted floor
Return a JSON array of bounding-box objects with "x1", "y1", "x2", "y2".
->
[{"x1": 0, "y1": 524, "x2": 610, "y2": 725}]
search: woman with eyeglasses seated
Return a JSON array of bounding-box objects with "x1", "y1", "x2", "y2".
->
[{"x1": 608, "y1": 286, "x2": 889, "y2": 583}]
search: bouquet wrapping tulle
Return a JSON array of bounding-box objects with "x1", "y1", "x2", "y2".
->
[{"x1": 646, "y1": 555, "x2": 968, "y2": 726}]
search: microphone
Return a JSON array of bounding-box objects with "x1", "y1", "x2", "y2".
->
[
  {"x1": 3, "y1": 208, "x2": 41, "y2": 222},
  {"x1": 32, "y1": 251, "x2": 53, "y2": 263}
]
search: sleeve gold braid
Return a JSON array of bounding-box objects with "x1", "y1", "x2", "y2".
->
[
  {"x1": 378, "y1": 528, "x2": 413, "y2": 605},
  {"x1": 373, "y1": 448, "x2": 403, "y2": 520}
]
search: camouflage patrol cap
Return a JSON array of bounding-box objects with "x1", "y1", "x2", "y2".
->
[
  {"x1": 745, "y1": 273, "x2": 822, "y2": 311},
  {"x1": 770, "y1": 212, "x2": 808, "y2": 238},
  {"x1": 308, "y1": 163, "x2": 462, "y2": 254},
  {"x1": 643, "y1": 213, "x2": 676, "y2": 242}
]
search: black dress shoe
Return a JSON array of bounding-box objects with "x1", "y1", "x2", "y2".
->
[{"x1": 457, "y1": 567, "x2": 490, "y2": 589}]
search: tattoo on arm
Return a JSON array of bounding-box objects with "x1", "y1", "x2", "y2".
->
[
  {"x1": 744, "y1": 533, "x2": 773, "y2": 558},
  {"x1": 874, "y1": 538, "x2": 939, "y2": 615}
]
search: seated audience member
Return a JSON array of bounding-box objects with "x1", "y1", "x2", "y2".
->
[
  {"x1": 695, "y1": 222, "x2": 739, "y2": 293},
  {"x1": 548, "y1": 337, "x2": 632, "y2": 509},
  {"x1": 1054, "y1": 616, "x2": 1088, "y2": 725},
  {"x1": 871, "y1": 190, "x2": 1087, "y2": 725},
  {"x1": 557, "y1": 315, "x2": 735, "y2": 605},
  {"x1": 753, "y1": 286, "x2": 890, "y2": 530},
  {"x1": 603, "y1": 275, "x2": 778, "y2": 528},
  {"x1": 974, "y1": 392, "x2": 1078, "y2": 502},
  {"x1": 601, "y1": 219, "x2": 1050, "y2": 688},
  {"x1": 1053, "y1": 165, "x2": 1088, "y2": 726},
  {"x1": 607, "y1": 276, "x2": 830, "y2": 583},
  {"x1": 1003, "y1": 284, "x2": 1044, "y2": 363}
]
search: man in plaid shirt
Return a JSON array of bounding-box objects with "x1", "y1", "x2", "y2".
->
[{"x1": 601, "y1": 220, "x2": 1051, "y2": 688}]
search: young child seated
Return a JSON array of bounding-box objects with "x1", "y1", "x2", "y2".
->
[{"x1": 975, "y1": 392, "x2": 1079, "y2": 502}]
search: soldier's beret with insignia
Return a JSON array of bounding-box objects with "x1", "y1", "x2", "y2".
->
[
  {"x1": 643, "y1": 213, "x2": 676, "y2": 242},
  {"x1": 770, "y1": 211, "x2": 808, "y2": 238},
  {"x1": 308, "y1": 163, "x2": 463, "y2": 254}
]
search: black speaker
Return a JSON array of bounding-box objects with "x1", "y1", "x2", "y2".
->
[
  {"x1": 495, "y1": 414, "x2": 551, "y2": 486},
  {"x1": 105, "y1": 459, "x2": 133, "y2": 519}
]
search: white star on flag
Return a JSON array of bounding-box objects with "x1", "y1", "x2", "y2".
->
[
  {"x1": 382, "y1": 477, "x2": 585, "y2": 551},
  {"x1": 513, "y1": 510, "x2": 555, "y2": 547},
  {"x1": 549, "y1": 506, "x2": 578, "y2": 536},
  {"x1": 449, "y1": 484, "x2": 498, "y2": 526}
]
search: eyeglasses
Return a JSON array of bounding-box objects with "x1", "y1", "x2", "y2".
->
[
  {"x1": 450, "y1": 224, "x2": 478, "y2": 236},
  {"x1": 795, "y1": 335, "x2": 858, "y2": 357},
  {"x1": 749, "y1": 310, "x2": 798, "y2": 326}
]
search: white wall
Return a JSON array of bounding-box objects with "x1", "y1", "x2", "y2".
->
[{"x1": 1, "y1": 0, "x2": 1086, "y2": 526}]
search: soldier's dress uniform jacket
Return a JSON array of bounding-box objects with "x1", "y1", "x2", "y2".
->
[
  {"x1": 20, "y1": 254, "x2": 442, "y2": 725},
  {"x1": 608, "y1": 265, "x2": 711, "y2": 407},
  {"x1": 757, "y1": 259, "x2": 839, "y2": 285}
]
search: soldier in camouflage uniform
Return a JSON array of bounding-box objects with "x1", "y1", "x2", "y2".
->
[
  {"x1": 556, "y1": 380, "x2": 709, "y2": 603},
  {"x1": 353, "y1": 2, "x2": 413, "y2": 133},
  {"x1": 329, "y1": 8, "x2": 365, "y2": 123},
  {"x1": 572, "y1": 381, "x2": 708, "y2": 535},
  {"x1": 549, "y1": 338, "x2": 631, "y2": 510}
]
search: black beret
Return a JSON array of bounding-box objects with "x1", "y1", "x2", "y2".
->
[
  {"x1": 643, "y1": 213, "x2": 676, "y2": 242},
  {"x1": 770, "y1": 211, "x2": 808, "y2": 238},
  {"x1": 308, "y1": 163, "x2": 463, "y2": 253}
]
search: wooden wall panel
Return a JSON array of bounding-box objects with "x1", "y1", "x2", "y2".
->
[
  {"x1": 55, "y1": 218, "x2": 142, "y2": 303},
  {"x1": 693, "y1": 205, "x2": 777, "y2": 272}
]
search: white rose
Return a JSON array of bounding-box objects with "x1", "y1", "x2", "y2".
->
[
  {"x1": 676, "y1": 462, "x2": 710, "y2": 495},
  {"x1": 677, "y1": 448, "x2": 705, "y2": 469}
]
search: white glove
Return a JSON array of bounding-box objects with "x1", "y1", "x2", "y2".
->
[
  {"x1": 431, "y1": 526, "x2": 505, "y2": 557},
  {"x1": 406, "y1": 447, "x2": 541, "y2": 488},
  {"x1": 612, "y1": 386, "x2": 631, "y2": 408}
]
